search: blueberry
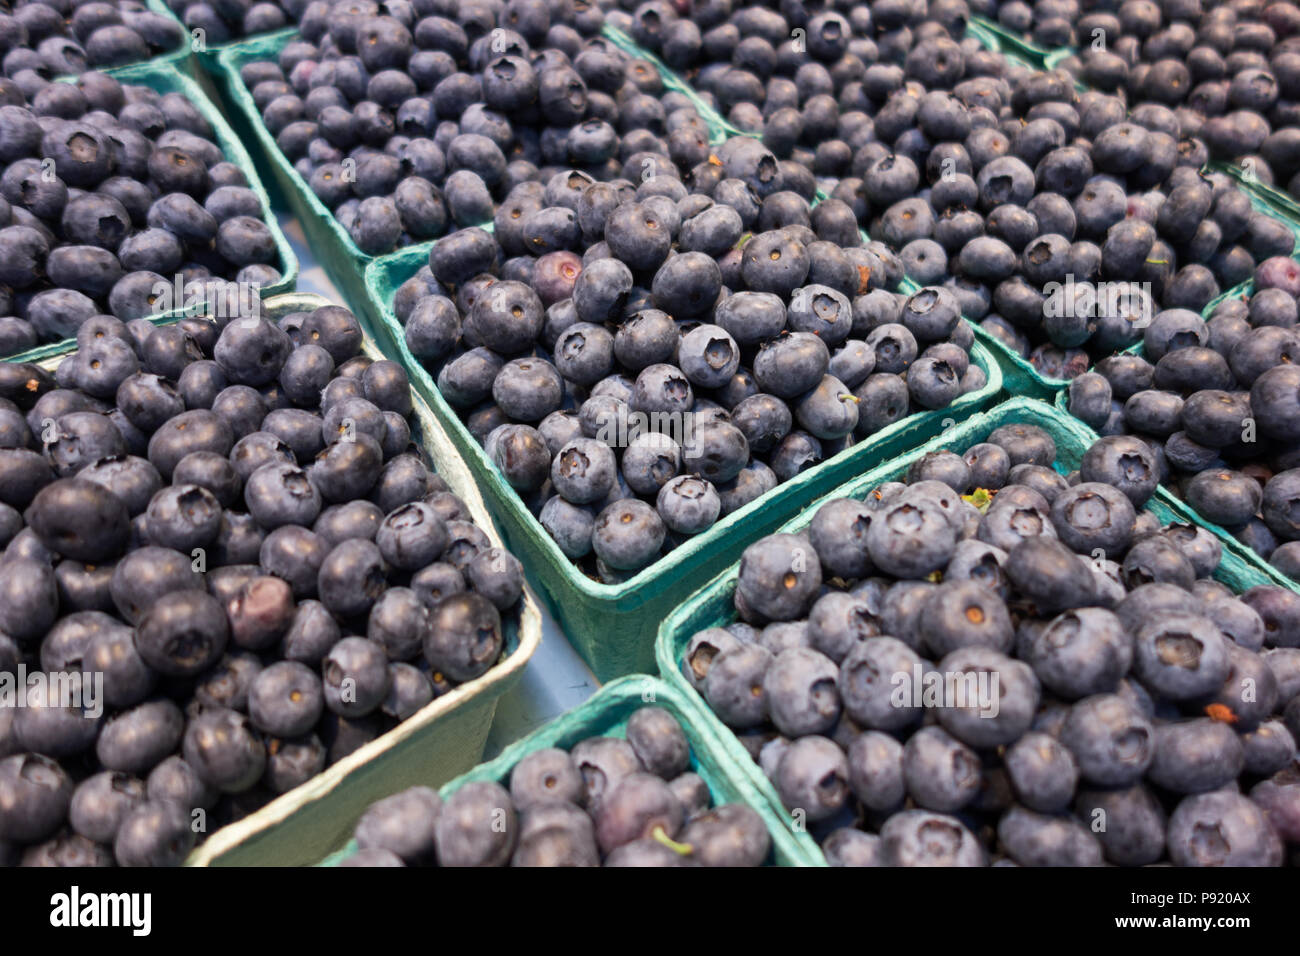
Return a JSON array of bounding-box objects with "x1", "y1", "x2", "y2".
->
[
  {"x1": 422, "y1": 591, "x2": 502, "y2": 683},
  {"x1": 773, "y1": 735, "x2": 848, "y2": 822},
  {"x1": 148, "y1": 409, "x2": 235, "y2": 481},
  {"x1": 1263, "y1": 469, "x2": 1300, "y2": 543},
  {"x1": 591, "y1": 499, "x2": 665, "y2": 572},
  {"x1": 702, "y1": 639, "x2": 775, "y2": 729},
  {"x1": 373, "y1": 500, "x2": 449, "y2": 572},
  {"x1": 907, "y1": 451, "x2": 971, "y2": 493},
  {"x1": 835, "y1": 634, "x2": 922, "y2": 731},
  {"x1": 997, "y1": 730, "x2": 1078, "y2": 814},
  {"x1": 463, "y1": 546, "x2": 523, "y2": 611},
  {"x1": 244, "y1": 462, "x2": 321, "y2": 529},
  {"x1": 1160, "y1": 524, "x2": 1223, "y2": 580},
  {"x1": 1242, "y1": 720, "x2": 1296, "y2": 777},
  {"x1": 1004, "y1": 536, "x2": 1104, "y2": 617},
  {"x1": 571, "y1": 256, "x2": 633, "y2": 324},
  {"x1": 939, "y1": 645, "x2": 1040, "y2": 748},
  {"x1": 114, "y1": 799, "x2": 195, "y2": 867},
  {"x1": 1121, "y1": 534, "x2": 1196, "y2": 590},
  {"x1": 318, "y1": 635, "x2": 390, "y2": 719},
  {"x1": 1146, "y1": 716, "x2": 1246, "y2": 795},
  {"x1": 808, "y1": 498, "x2": 875, "y2": 581},
  {"x1": 363, "y1": 583, "x2": 431, "y2": 661},
  {"x1": 145, "y1": 755, "x2": 215, "y2": 814},
  {"x1": 346, "y1": 785, "x2": 441, "y2": 866},
  {"x1": 673, "y1": 802, "x2": 769, "y2": 867},
  {"x1": 0, "y1": 754, "x2": 73, "y2": 844},
  {"x1": 434, "y1": 780, "x2": 516, "y2": 867},
  {"x1": 193, "y1": 650, "x2": 261, "y2": 713},
  {"x1": 741, "y1": 229, "x2": 810, "y2": 297},
  {"x1": 316, "y1": 538, "x2": 387, "y2": 620},
  {"x1": 1027, "y1": 606, "x2": 1132, "y2": 701},
  {"x1": 182, "y1": 706, "x2": 266, "y2": 795},
  {"x1": 492, "y1": 357, "x2": 563, "y2": 423},
  {"x1": 755, "y1": 645, "x2": 838, "y2": 738},
  {"x1": 919, "y1": 579, "x2": 1014, "y2": 656},
  {"x1": 865, "y1": 495, "x2": 956, "y2": 579},
  {"x1": 1167, "y1": 790, "x2": 1282, "y2": 867},
  {"x1": 313, "y1": 433, "x2": 385, "y2": 504},
  {"x1": 509, "y1": 748, "x2": 585, "y2": 811},
  {"x1": 614, "y1": 709, "x2": 690, "y2": 785},
  {"x1": 96, "y1": 698, "x2": 184, "y2": 776},
  {"x1": 863, "y1": 323, "x2": 917, "y2": 376},
  {"x1": 736, "y1": 532, "x2": 821, "y2": 623},
  {"x1": 750, "y1": 333, "x2": 827, "y2": 401},
  {"x1": 1133, "y1": 612, "x2": 1231, "y2": 700},
  {"x1": 68, "y1": 771, "x2": 146, "y2": 846},
  {"x1": 794, "y1": 374, "x2": 860, "y2": 438},
  {"x1": 997, "y1": 806, "x2": 1103, "y2": 867},
  {"x1": 144, "y1": 484, "x2": 222, "y2": 553},
  {"x1": 551, "y1": 436, "x2": 616, "y2": 505},
  {"x1": 259, "y1": 731, "x2": 326, "y2": 794},
  {"x1": 43, "y1": 411, "x2": 127, "y2": 478},
  {"x1": 815, "y1": 827, "x2": 879, "y2": 867},
  {"x1": 1248, "y1": 771, "x2": 1300, "y2": 847},
  {"x1": 1242, "y1": 585, "x2": 1300, "y2": 648},
  {"x1": 507, "y1": 798, "x2": 600, "y2": 868},
  {"x1": 656, "y1": 475, "x2": 720, "y2": 536},
  {"x1": 667, "y1": 771, "x2": 710, "y2": 820},
  {"x1": 1059, "y1": 693, "x2": 1155, "y2": 788},
  {"x1": 592, "y1": 770, "x2": 684, "y2": 855},
  {"x1": 880, "y1": 810, "x2": 985, "y2": 866},
  {"x1": 680, "y1": 626, "x2": 746, "y2": 696},
  {"x1": 297, "y1": 306, "x2": 363, "y2": 365},
  {"x1": 243, "y1": 660, "x2": 323, "y2": 739},
  {"x1": 620, "y1": 431, "x2": 680, "y2": 499},
  {"x1": 0, "y1": 557, "x2": 58, "y2": 643},
  {"x1": 134, "y1": 588, "x2": 227, "y2": 678},
  {"x1": 26, "y1": 477, "x2": 130, "y2": 562}
]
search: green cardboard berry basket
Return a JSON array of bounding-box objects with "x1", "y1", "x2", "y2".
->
[
  {"x1": 6, "y1": 290, "x2": 541, "y2": 866},
  {"x1": 655, "y1": 395, "x2": 1298, "y2": 864},
  {"x1": 1, "y1": 60, "x2": 297, "y2": 367},
  {"x1": 362, "y1": 242, "x2": 1002, "y2": 682},
  {"x1": 317, "y1": 675, "x2": 820, "y2": 866}
]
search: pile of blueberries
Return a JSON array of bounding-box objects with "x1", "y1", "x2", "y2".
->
[
  {"x1": 1069, "y1": 275, "x2": 1300, "y2": 582},
  {"x1": 982, "y1": 0, "x2": 1300, "y2": 206},
  {"x1": 239, "y1": 0, "x2": 719, "y2": 254},
  {"x1": 0, "y1": 301, "x2": 524, "y2": 867},
  {"x1": 612, "y1": 0, "x2": 977, "y2": 156},
  {"x1": 843, "y1": 87, "x2": 1296, "y2": 378},
  {"x1": 0, "y1": 1, "x2": 184, "y2": 74},
  {"x1": 0, "y1": 70, "x2": 283, "y2": 358},
  {"x1": 607, "y1": 0, "x2": 1300, "y2": 380},
  {"x1": 339, "y1": 704, "x2": 772, "y2": 866},
  {"x1": 682, "y1": 421, "x2": 1300, "y2": 865},
  {"x1": 395, "y1": 144, "x2": 990, "y2": 579}
]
